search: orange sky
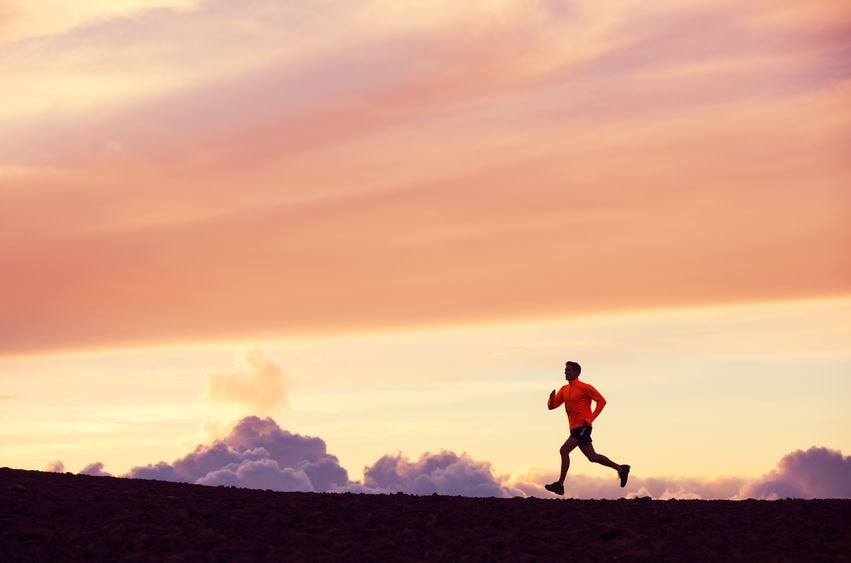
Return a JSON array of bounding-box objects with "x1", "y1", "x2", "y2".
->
[
  {"x1": 1, "y1": 1, "x2": 850, "y2": 498},
  {"x1": 1, "y1": 0, "x2": 849, "y2": 355}
]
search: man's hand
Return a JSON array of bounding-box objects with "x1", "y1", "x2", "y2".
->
[
  {"x1": 582, "y1": 420, "x2": 591, "y2": 428},
  {"x1": 547, "y1": 389, "x2": 558, "y2": 410}
]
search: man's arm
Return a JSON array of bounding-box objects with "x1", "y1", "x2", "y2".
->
[
  {"x1": 547, "y1": 387, "x2": 564, "y2": 410},
  {"x1": 585, "y1": 384, "x2": 606, "y2": 424}
]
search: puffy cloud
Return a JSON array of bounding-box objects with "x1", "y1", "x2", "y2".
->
[
  {"x1": 624, "y1": 476, "x2": 747, "y2": 501},
  {"x1": 517, "y1": 448, "x2": 850, "y2": 500},
  {"x1": 739, "y1": 447, "x2": 851, "y2": 500},
  {"x1": 125, "y1": 416, "x2": 349, "y2": 492},
  {"x1": 197, "y1": 458, "x2": 313, "y2": 492},
  {"x1": 104, "y1": 422, "x2": 849, "y2": 500},
  {"x1": 203, "y1": 349, "x2": 290, "y2": 415},
  {"x1": 507, "y1": 469, "x2": 746, "y2": 500},
  {"x1": 129, "y1": 461, "x2": 182, "y2": 482},
  {"x1": 361, "y1": 450, "x2": 521, "y2": 497},
  {"x1": 79, "y1": 462, "x2": 112, "y2": 477},
  {"x1": 46, "y1": 460, "x2": 65, "y2": 473},
  {"x1": 502, "y1": 467, "x2": 553, "y2": 498}
]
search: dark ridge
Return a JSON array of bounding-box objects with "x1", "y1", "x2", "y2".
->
[{"x1": 2, "y1": 468, "x2": 849, "y2": 561}]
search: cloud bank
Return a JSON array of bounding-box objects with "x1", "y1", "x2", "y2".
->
[
  {"x1": 72, "y1": 416, "x2": 848, "y2": 499},
  {"x1": 125, "y1": 416, "x2": 349, "y2": 493}
]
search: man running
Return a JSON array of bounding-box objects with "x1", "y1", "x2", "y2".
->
[{"x1": 545, "y1": 361, "x2": 629, "y2": 495}]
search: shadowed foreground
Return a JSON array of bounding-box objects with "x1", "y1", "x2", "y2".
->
[{"x1": 2, "y1": 468, "x2": 848, "y2": 561}]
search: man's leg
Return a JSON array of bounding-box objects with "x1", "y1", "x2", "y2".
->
[
  {"x1": 579, "y1": 443, "x2": 630, "y2": 487},
  {"x1": 558, "y1": 437, "x2": 580, "y2": 483},
  {"x1": 546, "y1": 436, "x2": 580, "y2": 495},
  {"x1": 578, "y1": 443, "x2": 621, "y2": 471}
]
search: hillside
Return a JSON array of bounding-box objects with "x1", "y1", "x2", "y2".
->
[{"x1": 1, "y1": 468, "x2": 848, "y2": 561}]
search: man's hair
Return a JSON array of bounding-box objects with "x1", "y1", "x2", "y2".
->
[{"x1": 566, "y1": 361, "x2": 582, "y2": 375}]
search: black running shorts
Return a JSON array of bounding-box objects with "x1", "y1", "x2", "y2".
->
[{"x1": 569, "y1": 425, "x2": 593, "y2": 445}]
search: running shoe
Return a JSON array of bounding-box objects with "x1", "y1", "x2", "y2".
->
[
  {"x1": 618, "y1": 465, "x2": 630, "y2": 487},
  {"x1": 544, "y1": 481, "x2": 564, "y2": 495}
]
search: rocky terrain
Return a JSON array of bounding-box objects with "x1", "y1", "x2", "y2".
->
[{"x1": 1, "y1": 468, "x2": 848, "y2": 561}]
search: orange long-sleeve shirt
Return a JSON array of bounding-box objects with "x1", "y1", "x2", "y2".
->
[{"x1": 547, "y1": 379, "x2": 607, "y2": 429}]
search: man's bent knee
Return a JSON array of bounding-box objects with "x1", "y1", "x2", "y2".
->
[
  {"x1": 579, "y1": 444, "x2": 598, "y2": 461},
  {"x1": 560, "y1": 438, "x2": 579, "y2": 456}
]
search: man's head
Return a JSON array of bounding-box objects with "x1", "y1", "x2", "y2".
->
[{"x1": 564, "y1": 361, "x2": 581, "y2": 381}]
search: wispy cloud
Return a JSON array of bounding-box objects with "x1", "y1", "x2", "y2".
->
[
  {"x1": 1, "y1": 1, "x2": 849, "y2": 354},
  {"x1": 0, "y1": 1, "x2": 197, "y2": 43}
]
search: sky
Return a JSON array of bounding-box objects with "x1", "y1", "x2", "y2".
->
[{"x1": 1, "y1": 0, "x2": 849, "y2": 499}]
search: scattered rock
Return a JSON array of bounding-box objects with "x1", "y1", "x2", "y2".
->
[{"x1": 0, "y1": 468, "x2": 848, "y2": 561}]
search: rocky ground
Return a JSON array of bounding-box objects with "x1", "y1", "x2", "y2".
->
[{"x1": 1, "y1": 468, "x2": 848, "y2": 561}]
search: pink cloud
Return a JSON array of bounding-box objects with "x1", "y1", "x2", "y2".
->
[
  {"x1": 125, "y1": 416, "x2": 350, "y2": 492},
  {"x1": 197, "y1": 458, "x2": 314, "y2": 491},
  {"x1": 204, "y1": 349, "x2": 290, "y2": 414},
  {"x1": 506, "y1": 467, "x2": 748, "y2": 500},
  {"x1": 79, "y1": 462, "x2": 112, "y2": 477},
  {"x1": 1, "y1": 2, "x2": 849, "y2": 354},
  {"x1": 360, "y1": 451, "x2": 520, "y2": 497},
  {"x1": 46, "y1": 460, "x2": 65, "y2": 473},
  {"x1": 3, "y1": 153, "x2": 847, "y2": 354},
  {"x1": 81, "y1": 416, "x2": 850, "y2": 499},
  {"x1": 739, "y1": 447, "x2": 851, "y2": 500}
]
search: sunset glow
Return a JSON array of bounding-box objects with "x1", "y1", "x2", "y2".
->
[{"x1": 1, "y1": 0, "x2": 849, "y2": 498}]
